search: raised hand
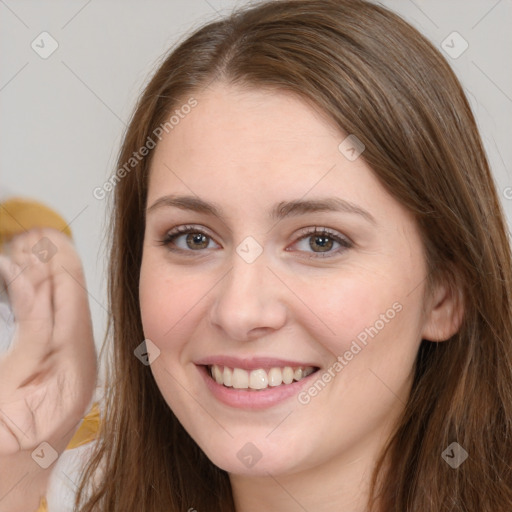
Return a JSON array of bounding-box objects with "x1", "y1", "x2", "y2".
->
[{"x1": 0, "y1": 228, "x2": 97, "y2": 511}]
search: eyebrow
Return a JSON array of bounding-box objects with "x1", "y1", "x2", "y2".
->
[{"x1": 146, "y1": 194, "x2": 376, "y2": 224}]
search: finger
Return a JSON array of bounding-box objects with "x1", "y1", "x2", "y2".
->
[
  {"x1": 0, "y1": 231, "x2": 66, "y2": 372},
  {"x1": 44, "y1": 234, "x2": 98, "y2": 413},
  {"x1": 1, "y1": 230, "x2": 55, "y2": 321},
  {"x1": 0, "y1": 253, "x2": 53, "y2": 324},
  {"x1": 42, "y1": 230, "x2": 96, "y2": 357},
  {"x1": 3, "y1": 229, "x2": 72, "y2": 332},
  {"x1": 3, "y1": 228, "x2": 96, "y2": 385},
  {"x1": 0, "y1": 255, "x2": 54, "y2": 383}
]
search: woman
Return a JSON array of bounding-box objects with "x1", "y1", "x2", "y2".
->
[{"x1": 1, "y1": 0, "x2": 511, "y2": 510}]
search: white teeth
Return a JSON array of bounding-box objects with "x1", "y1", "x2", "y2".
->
[
  {"x1": 249, "y1": 369, "x2": 268, "y2": 390},
  {"x1": 223, "y1": 366, "x2": 232, "y2": 387},
  {"x1": 282, "y1": 366, "x2": 294, "y2": 385},
  {"x1": 213, "y1": 365, "x2": 223, "y2": 384},
  {"x1": 268, "y1": 367, "x2": 283, "y2": 387},
  {"x1": 232, "y1": 368, "x2": 249, "y2": 389},
  {"x1": 208, "y1": 364, "x2": 316, "y2": 390}
]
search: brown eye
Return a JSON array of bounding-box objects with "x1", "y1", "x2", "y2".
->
[
  {"x1": 290, "y1": 227, "x2": 353, "y2": 258},
  {"x1": 309, "y1": 234, "x2": 335, "y2": 253},
  {"x1": 184, "y1": 232, "x2": 209, "y2": 250},
  {"x1": 160, "y1": 225, "x2": 219, "y2": 254}
]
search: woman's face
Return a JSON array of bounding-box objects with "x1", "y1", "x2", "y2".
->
[{"x1": 139, "y1": 83, "x2": 444, "y2": 477}]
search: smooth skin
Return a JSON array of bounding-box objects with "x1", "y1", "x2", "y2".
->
[
  {"x1": 0, "y1": 229, "x2": 97, "y2": 512},
  {"x1": 140, "y1": 84, "x2": 463, "y2": 511}
]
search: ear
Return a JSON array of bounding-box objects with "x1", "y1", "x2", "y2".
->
[{"x1": 421, "y1": 279, "x2": 464, "y2": 342}]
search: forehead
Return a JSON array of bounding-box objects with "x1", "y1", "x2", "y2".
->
[
  {"x1": 158, "y1": 84, "x2": 341, "y2": 162},
  {"x1": 146, "y1": 83, "x2": 400, "y2": 224}
]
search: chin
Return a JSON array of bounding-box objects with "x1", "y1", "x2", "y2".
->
[{"x1": 197, "y1": 437, "x2": 306, "y2": 477}]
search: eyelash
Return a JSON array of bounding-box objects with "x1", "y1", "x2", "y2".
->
[{"x1": 159, "y1": 224, "x2": 353, "y2": 259}]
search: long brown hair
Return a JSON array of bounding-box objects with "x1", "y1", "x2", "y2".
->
[{"x1": 75, "y1": 1, "x2": 512, "y2": 510}]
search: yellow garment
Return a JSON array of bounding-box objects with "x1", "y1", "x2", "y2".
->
[
  {"x1": 36, "y1": 497, "x2": 48, "y2": 512},
  {"x1": 0, "y1": 197, "x2": 100, "y2": 512},
  {"x1": 0, "y1": 197, "x2": 72, "y2": 248},
  {"x1": 67, "y1": 402, "x2": 101, "y2": 450}
]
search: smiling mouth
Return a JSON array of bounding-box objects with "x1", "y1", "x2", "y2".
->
[{"x1": 207, "y1": 364, "x2": 319, "y2": 391}]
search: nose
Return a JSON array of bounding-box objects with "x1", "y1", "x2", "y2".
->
[{"x1": 208, "y1": 251, "x2": 288, "y2": 342}]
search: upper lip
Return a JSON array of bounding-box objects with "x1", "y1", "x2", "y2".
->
[{"x1": 194, "y1": 356, "x2": 320, "y2": 371}]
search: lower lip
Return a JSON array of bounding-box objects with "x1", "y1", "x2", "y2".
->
[{"x1": 197, "y1": 365, "x2": 319, "y2": 410}]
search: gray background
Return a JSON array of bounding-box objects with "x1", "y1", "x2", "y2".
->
[{"x1": 1, "y1": 0, "x2": 511, "y2": 358}]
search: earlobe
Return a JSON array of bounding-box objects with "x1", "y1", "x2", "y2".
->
[{"x1": 421, "y1": 281, "x2": 464, "y2": 342}]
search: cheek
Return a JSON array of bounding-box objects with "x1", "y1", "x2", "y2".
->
[
  {"x1": 294, "y1": 259, "x2": 426, "y2": 395},
  {"x1": 298, "y1": 268, "x2": 409, "y2": 348},
  {"x1": 139, "y1": 256, "x2": 210, "y2": 352}
]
